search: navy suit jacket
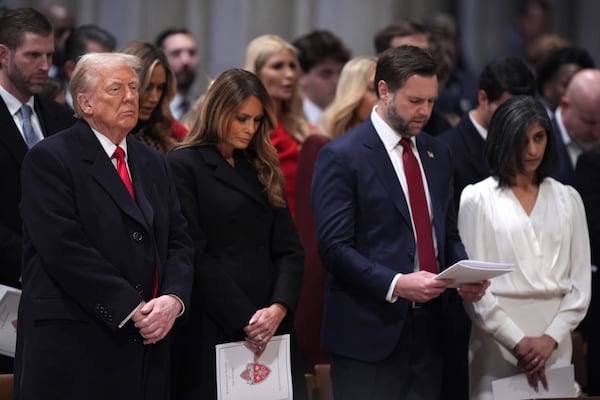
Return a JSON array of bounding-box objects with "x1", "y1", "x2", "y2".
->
[
  {"x1": 311, "y1": 118, "x2": 467, "y2": 362},
  {"x1": 551, "y1": 115, "x2": 576, "y2": 185},
  {"x1": 16, "y1": 120, "x2": 193, "y2": 400},
  {"x1": 438, "y1": 114, "x2": 489, "y2": 207},
  {"x1": 0, "y1": 95, "x2": 76, "y2": 286}
]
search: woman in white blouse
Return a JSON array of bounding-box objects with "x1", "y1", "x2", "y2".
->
[{"x1": 458, "y1": 95, "x2": 591, "y2": 400}]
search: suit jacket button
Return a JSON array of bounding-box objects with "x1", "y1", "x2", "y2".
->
[
  {"x1": 135, "y1": 284, "x2": 143, "y2": 294},
  {"x1": 132, "y1": 231, "x2": 143, "y2": 242}
]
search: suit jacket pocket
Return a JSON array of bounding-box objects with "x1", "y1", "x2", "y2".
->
[{"x1": 32, "y1": 297, "x2": 89, "y2": 322}]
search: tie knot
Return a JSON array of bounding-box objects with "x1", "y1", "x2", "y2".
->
[
  {"x1": 20, "y1": 104, "x2": 33, "y2": 119},
  {"x1": 399, "y1": 137, "x2": 412, "y2": 151},
  {"x1": 112, "y1": 146, "x2": 125, "y2": 161}
]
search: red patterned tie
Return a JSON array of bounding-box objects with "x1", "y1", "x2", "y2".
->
[
  {"x1": 112, "y1": 146, "x2": 135, "y2": 200},
  {"x1": 399, "y1": 138, "x2": 437, "y2": 273}
]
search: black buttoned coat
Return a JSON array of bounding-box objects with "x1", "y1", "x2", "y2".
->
[
  {"x1": 168, "y1": 145, "x2": 305, "y2": 399},
  {"x1": 15, "y1": 120, "x2": 193, "y2": 400}
]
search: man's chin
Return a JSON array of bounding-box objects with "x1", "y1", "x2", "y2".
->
[
  {"x1": 176, "y1": 74, "x2": 196, "y2": 90},
  {"x1": 29, "y1": 84, "x2": 45, "y2": 95}
]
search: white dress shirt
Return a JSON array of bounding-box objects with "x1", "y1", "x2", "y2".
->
[
  {"x1": 0, "y1": 85, "x2": 44, "y2": 144},
  {"x1": 370, "y1": 107, "x2": 438, "y2": 302}
]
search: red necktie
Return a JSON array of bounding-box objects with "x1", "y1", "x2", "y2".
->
[
  {"x1": 112, "y1": 146, "x2": 159, "y2": 297},
  {"x1": 399, "y1": 138, "x2": 437, "y2": 273},
  {"x1": 112, "y1": 146, "x2": 135, "y2": 200}
]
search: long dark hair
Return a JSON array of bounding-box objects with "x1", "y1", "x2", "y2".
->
[{"x1": 484, "y1": 95, "x2": 558, "y2": 187}]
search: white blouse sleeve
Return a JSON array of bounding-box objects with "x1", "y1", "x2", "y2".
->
[
  {"x1": 544, "y1": 186, "x2": 591, "y2": 343},
  {"x1": 458, "y1": 183, "x2": 526, "y2": 351}
]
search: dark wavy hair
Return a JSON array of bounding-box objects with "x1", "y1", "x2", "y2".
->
[{"x1": 484, "y1": 95, "x2": 558, "y2": 187}]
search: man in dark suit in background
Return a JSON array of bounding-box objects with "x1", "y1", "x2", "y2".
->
[
  {"x1": 576, "y1": 148, "x2": 600, "y2": 395},
  {"x1": 439, "y1": 57, "x2": 535, "y2": 207},
  {"x1": 311, "y1": 46, "x2": 488, "y2": 400},
  {"x1": 552, "y1": 68, "x2": 600, "y2": 185},
  {"x1": 572, "y1": 72, "x2": 600, "y2": 394},
  {"x1": 0, "y1": 7, "x2": 76, "y2": 373},
  {"x1": 15, "y1": 52, "x2": 193, "y2": 400},
  {"x1": 60, "y1": 24, "x2": 116, "y2": 110},
  {"x1": 0, "y1": 7, "x2": 76, "y2": 287}
]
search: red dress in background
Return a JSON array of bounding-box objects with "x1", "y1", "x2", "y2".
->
[
  {"x1": 293, "y1": 133, "x2": 331, "y2": 372},
  {"x1": 270, "y1": 118, "x2": 299, "y2": 219},
  {"x1": 172, "y1": 119, "x2": 188, "y2": 141}
]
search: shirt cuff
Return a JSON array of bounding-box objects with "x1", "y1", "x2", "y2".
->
[
  {"x1": 119, "y1": 301, "x2": 143, "y2": 328},
  {"x1": 386, "y1": 273, "x2": 402, "y2": 303},
  {"x1": 117, "y1": 294, "x2": 185, "y2": 329},
  {"x1": 169, "y1": 294, "x2": 185, "y2": 317}
]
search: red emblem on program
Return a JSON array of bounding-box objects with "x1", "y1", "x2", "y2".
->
[{"x1": 240, "y1": 362, "x2": 271, "y2": 385}]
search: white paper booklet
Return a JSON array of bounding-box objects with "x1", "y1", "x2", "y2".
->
[
  {"x1": 216, "y1": 333, "x2": 293, "y2": 400},
  {"x1": 435, "y1": 259, "x2": 515, "y2": 287},
  {"x1": 492, "y1": 363, "x2": 575, "y2": 399},
  {"x1": 0, "y1": 284, "x2": 21, "y2": 358}
]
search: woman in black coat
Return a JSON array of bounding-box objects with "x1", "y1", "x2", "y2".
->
[{"x1": 168, "y1": 68, "x2": 306, "y2": 399}]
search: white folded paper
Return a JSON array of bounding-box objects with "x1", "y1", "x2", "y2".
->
[
  {"x1": 435, "y1": 259, "x2": 515, "y2": 287},
  {"x1": 492, "y1": 363, "x2": 576, "y2": 400},
  {"x1": 0, "y1": 284, "x2": 21, "y2": 358},
  {"x1": 216, "y1": 334, "x2": 292, "y2": 400}
]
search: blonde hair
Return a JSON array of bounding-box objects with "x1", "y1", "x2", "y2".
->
[
  {"x1": 244, "y1": 34, "x2": 309, "y2": 143},
  {"x1": 70, "y1": 52, "x2": 141, "y2": 118},
  {"x1": 178, "y1": 69, "x2": 286, "y2": 208},
  {"x1": 319, "y1": 56, "x2": 376, "y2": 139}
]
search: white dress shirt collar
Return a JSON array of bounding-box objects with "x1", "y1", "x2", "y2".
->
[
  {"x1": 303, "y1": 97, "x2": 323, "y2": 126},
  {"x1": 92, "y1": 127, "x2": 129, "y2": 161},
  {"x1": 468, "y1": 110, "x2": 488, "y2": 140},
  {"x1": 0, "y1": 84, "x2": 35, "y2": 117},
  {"x1": 371, "y1": 105, "x2": 415, "y2": 151}
]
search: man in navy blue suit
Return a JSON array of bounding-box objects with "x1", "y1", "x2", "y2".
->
[{"x1": 311, "y1": 46, "x2": 488, "y2": 400}]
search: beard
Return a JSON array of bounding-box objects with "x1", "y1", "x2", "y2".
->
[
  {"x1": 383, "y1": 92, "x2": 427, "y2": 136},
  {"x1": 8, "y1": 65, "x2": 46, "y2": 98},
  {"x1": 176, "y1": 66, "x2": 196, "y2": 91}
]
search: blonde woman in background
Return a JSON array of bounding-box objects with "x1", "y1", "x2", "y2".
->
[
  {"x1": 244, "y1": 34, "x2": 310, "y2": 219},
  {"x1": 120, "y1": 41, "x2": 188, "y2": 153},
  {"x1": 294, "y1": 56, "x2": 377, "y2": 372}
]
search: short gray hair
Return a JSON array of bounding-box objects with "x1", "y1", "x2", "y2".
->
[{"x1": 70, "y1": 52, "x2": 141, "y2": 117}]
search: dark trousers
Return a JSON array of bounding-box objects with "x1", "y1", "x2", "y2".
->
[
  {"x1": 0, "y1": 355, "x2": 13, "y2": 374},
  {"x1": 440, "y1": 291, "x2": 470, "y2": 400},
  {"x1": 330, "y1": 301, "x2": 443, "y2": 400}
]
